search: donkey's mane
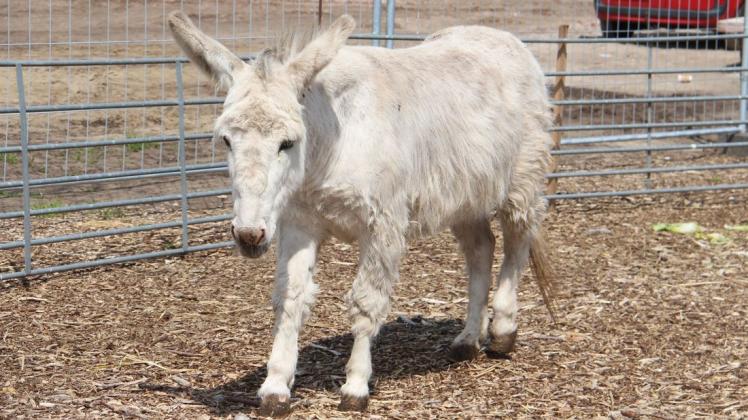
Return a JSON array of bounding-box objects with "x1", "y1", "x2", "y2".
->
[{"x1": 254, "y1": 27, "x2": 317, "y2": 80}]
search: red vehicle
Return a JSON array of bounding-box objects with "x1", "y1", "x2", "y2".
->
[{"x1": 595, "y1": 0, "x2": 746, "y2": 37}]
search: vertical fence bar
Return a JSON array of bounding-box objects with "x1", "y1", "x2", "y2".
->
[
  {"x1": 645, "y1": 43, "x2": 653, "y2": 188},
  {"x1": 16, "y1": 64, "x2": 32, "y2": 279},
  {"x1": 176, "y1": 61, "x2": 189, "y2": 252},
  {"x1": 740, "y1": 3, "x2": 748, "y2": 132},
  {"x1": 548, "y1": 25, "x2": 568, "y2": 205},
  {"x1": 385, "y1": 0, "x2": 395, "y2": 48},
  {"x1": 372, "y1": 0, "x2": 382, "y2": 47},
  {"x1": 317, "y1": 0, "x2": 323, "y2": 27}
]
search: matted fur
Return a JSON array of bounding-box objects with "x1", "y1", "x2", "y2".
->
[{"x1": 169, "y1": 11, "x2": 557, "y2": 411}]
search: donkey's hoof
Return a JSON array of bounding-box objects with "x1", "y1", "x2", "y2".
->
[
  {"x1": 338, "y1": 394, "x2": 368, "y2": 412},
  {"x1": 448, "y1": 342, "x2": 480, "y2": 362},
  {"x1": 487, "y1": 329, "x2": 517, "y2": 357},
  {"x1": 258, "y1": 394, "x2": 291, "y2": 418}
]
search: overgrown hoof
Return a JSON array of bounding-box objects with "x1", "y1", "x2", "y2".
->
[
  {"x1": 448, "y1": 342, "x2": 480, "y2": 362},
  {"x1": 258, "y1": 394, "x2": 291, "y2": 418},
  {"x1": 487, "y1": 329, "x2": 517, "y2": 357},
  {"x1": 338, "y1": 394, "x2": 369, "y2": 412}
]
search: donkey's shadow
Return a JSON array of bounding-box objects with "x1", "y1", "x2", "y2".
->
[{"x1": 141, "y1": 317, "x2": 473, "y2": 415}]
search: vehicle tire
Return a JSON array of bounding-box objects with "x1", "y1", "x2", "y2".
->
[{"x1": 600, "y1": 19, "x2": 634, "y2": 39}]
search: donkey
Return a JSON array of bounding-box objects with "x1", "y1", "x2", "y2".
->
[{"x1": 169, "y1": 12, "x2": 556, "y2": 415}]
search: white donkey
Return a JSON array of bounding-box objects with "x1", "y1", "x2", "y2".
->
[{"x1": 169, "y1": 12, "x2": 556, "y2": 415}]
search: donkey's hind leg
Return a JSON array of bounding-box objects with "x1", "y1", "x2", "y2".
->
[
  {"x1": 489, "y1": 197, "x2": 547, "y2": 356},
  {"x1": 449, "y1": 218, "x2": 495, "y2": 362}
]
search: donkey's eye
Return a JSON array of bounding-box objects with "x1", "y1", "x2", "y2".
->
[
  {"x1": 222, "y1": 135, "x2": 231, "y2": 150},
  {"x1": 279, "y1": 139, "x2": 294, "y2": 153}
]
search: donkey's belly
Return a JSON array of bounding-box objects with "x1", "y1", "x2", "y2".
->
[{"x1": 405, "y1": 187, "x2": 505, "y2": 240}]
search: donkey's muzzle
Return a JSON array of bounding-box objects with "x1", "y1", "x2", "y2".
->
[
  {"x1": 232, "y1": 226, "x2": 265, "y2": 246},
  {"x1": 231, "y1": 226, "x2": 269, "y2": 258}
]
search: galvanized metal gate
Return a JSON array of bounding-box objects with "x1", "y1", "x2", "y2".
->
[{"x1": 1, "y1": 1, "x2": 747, "y2": 281}]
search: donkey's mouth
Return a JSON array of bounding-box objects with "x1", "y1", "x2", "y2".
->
[{"x1": 236, "y1": 241, "x2": 270, "y2": 258}]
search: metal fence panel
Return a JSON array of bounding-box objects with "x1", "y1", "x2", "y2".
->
[{"x1": 1, "y1": 1, "x2": 747, "y2": 281}]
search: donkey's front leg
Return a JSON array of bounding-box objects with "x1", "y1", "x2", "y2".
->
[
  {"x1": 339, "y1": 232, "x2": 404, "y2": 411},
  {"x1": 258, "y1": 225, "x2": 320, "y2": 417}
]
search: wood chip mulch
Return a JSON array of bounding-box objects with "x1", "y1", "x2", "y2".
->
[{"x1": 1, "y1": 191, "x2": 747, "y2": 419}]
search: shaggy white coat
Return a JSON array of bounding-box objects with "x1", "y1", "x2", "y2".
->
[{"x1": 169, "y1": 12, "x2": 553, "y2": 407}]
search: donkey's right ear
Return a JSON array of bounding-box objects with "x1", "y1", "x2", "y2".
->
[{"x1": 168, "y1": 11, "x2": 245, "y2": 90}]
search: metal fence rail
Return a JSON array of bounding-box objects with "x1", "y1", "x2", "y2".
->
[{"x1": 2, "y1": 0, "x2": 747, "y2": 281}]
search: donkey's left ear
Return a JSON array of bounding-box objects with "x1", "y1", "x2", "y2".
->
[
  {"x1": 168, "y1": 11, "x2": 245, "y2": 90},
  {"x1": 287, "y1": 15, "x2": 356, "y2": 94}
]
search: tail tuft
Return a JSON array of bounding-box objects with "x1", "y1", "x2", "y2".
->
[{"x1": 529, "y1": 230, "x2": 558, "y2": 323}]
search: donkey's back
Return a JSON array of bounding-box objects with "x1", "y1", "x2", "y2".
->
[{"x1": 310, "y1": 25, "x2": 552, "y2": 237}]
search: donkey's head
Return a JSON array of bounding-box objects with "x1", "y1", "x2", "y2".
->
[{"x1": 169, "y1": 12, "x2": 354, "y2": 258}]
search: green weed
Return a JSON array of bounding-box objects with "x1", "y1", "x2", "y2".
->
[
  {"x1": 71, "y1": 148, "x2": 100, "y2": 164},
  {"x1": 98, "y1": 207, "x2": 126, "y2": 220},
  {"x1": 125, "y1": 141, "x2": 158, "y2": 153},
  {"x1": 1, "y1": 152, "x2": 20, "y2": 165},
  {"x1": 0, "y1": 190, "x2": 20, "y2": 199},
  {"x1": 32, "y1": 199, "x2": 65, "y2": 218}
]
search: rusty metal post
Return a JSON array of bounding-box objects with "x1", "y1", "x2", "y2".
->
[
  {"x1": 317, "y1": 0, "x2": 323, "y2": 27},
  {"x1": 547, "y1": 24, "x2": 568, "y2": 206}
]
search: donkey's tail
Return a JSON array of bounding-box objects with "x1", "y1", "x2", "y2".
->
[{"x1": 529, "y1": 229, "x2": 558, "y2": 323}]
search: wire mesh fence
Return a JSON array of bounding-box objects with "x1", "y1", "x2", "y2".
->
[{"x1": 1, "y1": 0, "x2": 747, "y2": 281}]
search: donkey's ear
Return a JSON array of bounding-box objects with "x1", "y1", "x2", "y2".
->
[
  {"x1": 168, "y1": 11, "x2": 245, "y2": 90},
  {"x1": 287, "y1": 15, "x2": 355, "y2": 93}
]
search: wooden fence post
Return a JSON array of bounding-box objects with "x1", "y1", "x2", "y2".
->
[
  {"x1": 547, "y1": 24, "x2": 568, "y2": 207},
  {"x1": 317, "y1": 0, "x2": 323, "y2": 26}
]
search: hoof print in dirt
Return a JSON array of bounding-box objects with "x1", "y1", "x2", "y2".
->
[
  {"x1": 448, "y1": 343, "x2": 480, "y2": 362},
  {"x1": 258, "y1": 395, "x2": 291, "y2": 418},
  {"x1": 486, "y1": 330, "x2": 517, "y2": 358},
  {"x1": 338, "y1": 394, "x2": 369, "y2": 412}
]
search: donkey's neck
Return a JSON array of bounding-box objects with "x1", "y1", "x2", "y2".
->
[{"x1": 298, "y1": 82, "x2": 343, "y2": 187}]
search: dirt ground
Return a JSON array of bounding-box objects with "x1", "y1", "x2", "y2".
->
[{"x1": 1, "y1": 190, "x2": 748, "y2": 419}]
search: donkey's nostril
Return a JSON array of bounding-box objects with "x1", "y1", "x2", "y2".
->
[{"x1": 235, "y1": 227, "x2": 266, "y2": 246}]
